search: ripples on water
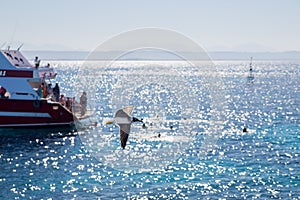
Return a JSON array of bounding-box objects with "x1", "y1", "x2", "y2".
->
[{"x1": 0, "y1": 60, "x2": 299, "y2": 199}]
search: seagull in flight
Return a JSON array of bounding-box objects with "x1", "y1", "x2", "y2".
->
[{"x1": 104, "y1": 106, "x2": 143, "y2": 149}]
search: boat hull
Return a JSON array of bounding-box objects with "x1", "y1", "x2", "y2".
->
[{"x1": 0, "y1": 99, "x2": 76, "y2": 128}]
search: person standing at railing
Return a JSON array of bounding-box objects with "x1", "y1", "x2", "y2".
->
[
  {"x1": 37, "y1": 85, "x2": 43, "y2": 98},
  {"x1": 65, "y1": 97, "x2": 71, "y2": 111},
  {"x1": 80, "y1": 91, "x2": 87, "y2": 116},
  {"x1": 53, "y1": 83, "x2": 60, "y2": 102},
  {"x1": 0, "y1": 86, "x2": 6, "y2": 98},
  {"x1": 34, "y1": 56, "x2": 40, "y2": 68},
  {"x1": 41, "y1": 82, "x2": 47, "y2": 98},
  {"x1": 59, "y1": 94, "x2": 65, "y2": 106}
]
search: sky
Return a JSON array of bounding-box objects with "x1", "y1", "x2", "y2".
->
[{"x1": 0, "y1": 0, "x2": 299, "y2": 52}]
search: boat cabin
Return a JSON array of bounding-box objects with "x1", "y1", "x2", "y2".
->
[{"x1": 0, "y1": 49, "x2": 56, "y2": 100}]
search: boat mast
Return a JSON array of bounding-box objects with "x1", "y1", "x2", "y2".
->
[{"x1": 248, "y1": 57, "x2": 254, "y2": 79}]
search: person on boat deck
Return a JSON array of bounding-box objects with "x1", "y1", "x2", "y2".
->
[
  {"x1": 34, "y1": 56, "x2": 40, "y2": 68},
  {"x1": 65, "y1": 97, "x2": 71, "y2": 111},
  {"x1": 59, "y1": 94, "x2": 65, "y2": 106},
  {"x1": 41, "y1": 82, "x2": 47, "y2": 98},
  {"x1": 47, "y1": 83, "x2": 53, "y2": 98},
  {"x1": 0, "y1": 86, "x2": 7, "y2": 98},
  {"x1": 70, "y1": 97, "x2": 75, "y2": 112},
  {"x1": 80, "y1": 91, "x2": 87, "y2": 116},
  {"x1": 53, "y1": 83, "x2": 60, "y2": 102},
  {"x1": 37, "y1": 85, "x2": 43, "y2": 98}
]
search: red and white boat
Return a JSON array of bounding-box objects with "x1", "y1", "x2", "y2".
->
[{"x1": 0, "y1": 49, "x2": 79, "y2": 128}]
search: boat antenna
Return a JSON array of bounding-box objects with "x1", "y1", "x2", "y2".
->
[
  {"x1": 247, "y1": 56, "x2": 254, "y2": 81},
  {"x1": 249, "y1": 57, "x2": 253, "y2": 71},
  {"x1": 8, "y1": 21, "x2": 18, "y2": 50},
  {"x1": 17, "y1": 43, "x2": 24, "y2": 51}
]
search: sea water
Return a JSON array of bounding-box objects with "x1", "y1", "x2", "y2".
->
[{"x1": 0, "y1": 60, "x2": 299, "y2": 199}]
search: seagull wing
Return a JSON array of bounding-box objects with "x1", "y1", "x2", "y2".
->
[
  {"x1": 114, "y1": 107, "x2": 132, "y2": 126},
  {"x1": 124, "y1": 106, "x2": 134, "y2": 115},
  {"x1": 114, "y1": 106, "x2": 134, "y2": 149},
  {"x1": 115, "y1": 106, "x2": 133, "y2": 118},
  {"x1": 119, "y1": 126, "x2": 130, "y2": 149}
]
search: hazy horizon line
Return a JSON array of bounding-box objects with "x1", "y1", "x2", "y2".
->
[{"x1": 19, "y1": 50, "x2": 300, "y2": 61}]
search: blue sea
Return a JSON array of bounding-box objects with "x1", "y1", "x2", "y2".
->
[{"x1": 0, "y1": 59, "x2": 299, "y2": 199}]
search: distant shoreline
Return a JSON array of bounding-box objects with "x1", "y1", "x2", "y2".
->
[{"x1": 23, "y1": 50, "x2": 300, "y2": 61}]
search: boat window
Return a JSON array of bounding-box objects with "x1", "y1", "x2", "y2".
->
[
  {"x1": 5, "y1": 52, "x2": 13, "y2": 59},
  {"x1": 15, "y1": 92, "x2": 35, "y2": 98}
]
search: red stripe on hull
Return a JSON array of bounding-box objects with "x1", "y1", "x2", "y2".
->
[
  {"x1": 0, "y1": 99, "x2": 75, "y2": 127},
  {"x1": 0, "y1": 70, "x2": 33, "y2": 78}
]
